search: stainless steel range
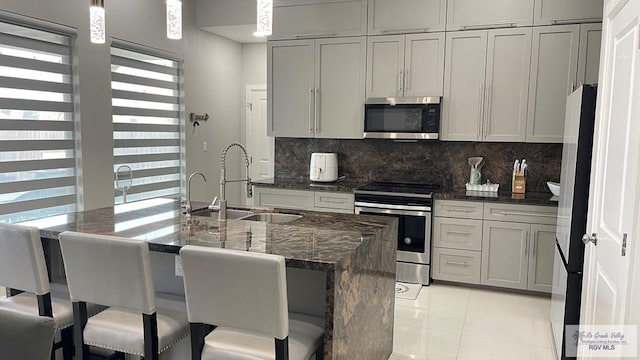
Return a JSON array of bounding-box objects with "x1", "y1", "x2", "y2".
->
[{"x1": 354, "y1": 182, "x2": 438, "y2": 285}]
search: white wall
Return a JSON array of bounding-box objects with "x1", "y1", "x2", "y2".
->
[
  {"x1": 0, "y1": 0, "x2": 244, "y2": 208},
  {"x1": 240, "y1": 42, "x2": 267, "y2": 146}
]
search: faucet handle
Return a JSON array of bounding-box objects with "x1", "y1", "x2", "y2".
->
[
  {"x1": 246, "y1": 180, "x2": 253, "y2": 199},
  {"x1": 208, "y1": 196, "x2": 220, "y2": 210}
]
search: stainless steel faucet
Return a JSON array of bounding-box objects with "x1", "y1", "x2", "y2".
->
[
  {"x1": 185, "y1": 172, "x2": 207, "y2": 216},
  {"x1": 219, "y1": 143, "x2": 252, "y2": 220}
]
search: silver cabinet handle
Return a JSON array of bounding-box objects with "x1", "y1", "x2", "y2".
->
[
  {"x1": 532, "y1": 232, "x2": 537, "y2": 257},
  {"x1": 381, "y1": 27, "x2": 431, "y2": 34},
  {"x1": 308, "y1": 88, "x2": 314, "y2": 133},
  {"x1": 552, "y1": 18, "x2": 601, "y2": 25},
  {"x1": 461, "y1": 22, "x2": 516, "y2": 30},
  {"x1": 405, "y1": 69, "x2": 411, "y2": 91},
  {"x1": 446, "y1": 261, "x2": 469, "y2": 266},
  {"x1": 314, "y1": 88, "x2": 319, "y2": 132},
  {"x1": 484, "y1": 85, "x2": 491, "y2": 138},
  {"x1": 446, "y1": 230, "x2": 472, "y2": 236},
  {"x1": 499, "y1": 211, "x2": 557, "y2": 218},
  {"x1": 294, "y1": 33, "x2": 337, "y2": 39},
  {"x1": 477, "y1": 84, "x2": 483, "y2": 140},
  {"x1": 524, "y1": 231, "x2": 529, "y2": 256},
  {"x1": 398, "y1": 70, "x2": 404, "y2": 95},
  {"x1": 446, "y1": 207, "x2": 473, "y2": 213}
]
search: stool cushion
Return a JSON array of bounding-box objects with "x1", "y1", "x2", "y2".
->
[
  {"x1": 201, "y1": 312, "x2": 324, "y2": 360},
  {"x1": 0, "y1": 292, "x2": 104, "y2": 330},
  {"x1": 83, "y1": 299, "x2": 189, "y2": 357}
]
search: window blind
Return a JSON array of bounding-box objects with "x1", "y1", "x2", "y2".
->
[
  {"x1": 111, "y1": 46, "x2": 184, "y2": 204},
  {"x1": 0, "y1": 21, "x2": 77, "y2": 224}
]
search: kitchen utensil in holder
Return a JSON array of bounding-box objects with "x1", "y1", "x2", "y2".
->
[{"x1": 512, "y1": 159, "x2": 527, "y2": 194}]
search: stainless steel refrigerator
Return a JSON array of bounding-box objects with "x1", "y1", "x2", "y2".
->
[{"x1": 550, "y1": 85, "x2": 597, "y2": 360}]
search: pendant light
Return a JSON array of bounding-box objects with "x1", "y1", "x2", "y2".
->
[
  {"x1": 253, "y1": 0, "x2": 273, "y2": 37},
  {"x1": 89, "y1": 0, "x2": 106, "y2": 44},
  {"x1": 166, "y1": 0, "x2": 182, "y2": 40}
]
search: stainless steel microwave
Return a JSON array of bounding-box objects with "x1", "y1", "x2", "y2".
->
[{"x1": 364, "y1": 97, "x2": 441, "y2": 140}]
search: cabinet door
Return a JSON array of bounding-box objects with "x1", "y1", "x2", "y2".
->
[
  {"x1": 268, "y1": 40, "x2": 315, "y2": 137},
  {"x1": 366, "y1": 35, "x2": 405, "y2": 98},
  {"x1": 272, "y1": 0, "x2": 367, "y2": 40},
  {"x1": 527, "y1": 224, "x2": 556, "y2": 293},
  {"x1": 368, "y1": 0, "x2": 446, "y2": 35},
  {"x1": 526, "y1": 25, "x2": 580, "y2": 143},
  {"x1": 533, "y1": 0, "x2": 604, "y2": 26},
  {"x1": 404, "y1": 33, "x2": 445, "y2": 96},
  {"x1": 446, "y1": 0, "x2": 535, "y2": 31},
  {"x1": 481, "y1": 221, "x2": 530, "y2": 290},
  {"x1": 577, "y1": 23, "x2": 602, "y2": 87},
  {"x1": 253, "y1": 187, "x2": 314, "y2": 210},
  {"x1": 442, "y1": 31, "x2": 488, "y2": 141},
  {"x1": 315, "y1": 37, "x2": 366, "y2": 138},
  {"x1": 483, "y1": 28, "x2": 532, "y2": 142}
]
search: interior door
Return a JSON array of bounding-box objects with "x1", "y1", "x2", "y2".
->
[
  {"x1": 580, "y1": 0, "x2": 640, "y2": 358},
  {"x1": 245, "y1": 86, "x2": 272, "y2": 183}
]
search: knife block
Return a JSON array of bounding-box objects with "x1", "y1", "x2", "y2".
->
[{"x1": 512, "y1": 174, "x2": 526, "y2": 194}]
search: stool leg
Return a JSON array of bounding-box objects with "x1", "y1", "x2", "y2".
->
[
  {"x1": 61, "y1": 327, "x2": 73, "y2": 360},
  {"x1": 73, "y1": 302, "x2": 90, "y2": 360},
  {"x1": 143, "y1": 313, "x2": 159, "y2": 360}
]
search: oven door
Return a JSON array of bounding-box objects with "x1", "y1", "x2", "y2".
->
[{"x1": 354, "y1": 205, "x2": 431, "y2": 264}]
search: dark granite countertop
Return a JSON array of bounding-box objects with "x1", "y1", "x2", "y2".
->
[
  {"x1": 252, "y1": 178, "x2": 363, "y2": 193},
  {"x1": 32, "y1": 198, "x2": 396, "y2": 272},
  {"x1": 436, "y1": 191, "x2": 559, "y2": 207}
]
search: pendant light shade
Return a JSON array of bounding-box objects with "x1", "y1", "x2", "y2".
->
[
  {"x1": 90, "y1": 0, "x2": 106, "y2": 44},
  {"x1": 254, "y1": 0, "x2": 273, "y2": 37},
  {"x1": 166, "y1": 0, "x2": 182, "y2": 40}
]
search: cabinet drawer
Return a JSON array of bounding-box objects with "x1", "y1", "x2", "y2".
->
[
  {"x1": 253, "y1": 188, "x2": 314, "y2": 210},
  {"x1": 433, "y1": 217, "x2": 483, "y2": 251},
  {"x1": 314, "y1": 192, "x2": 355, "y2": 212},
  {"x1": 483, "y1": 203, "x2": 557, "y2": 224},
  {"x1": 434, "y1": 200, "x2": 484, "y2": 219},
  {"x1": 432, "y1": 248, "x2": 481, "y2": 285}
]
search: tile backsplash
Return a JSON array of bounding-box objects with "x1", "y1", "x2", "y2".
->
[{"x1": 275, "y1": 138, "x2": 562, "y2": 192}]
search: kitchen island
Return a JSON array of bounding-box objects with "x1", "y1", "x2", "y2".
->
[{"x1": 33, "y1": 198, "x2": 398, "y2": 360}]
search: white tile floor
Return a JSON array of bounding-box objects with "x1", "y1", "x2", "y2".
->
[{"x1": 390, "y1": 283, "x2": 557, "y2": 360}]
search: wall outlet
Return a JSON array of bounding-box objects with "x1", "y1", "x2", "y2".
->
[
  {"x1": 202, "y1": 141, "x2": 208, "y2": 152},
  {"x1": 175, "y1": 255, "x2": 183, "y2": 277}
]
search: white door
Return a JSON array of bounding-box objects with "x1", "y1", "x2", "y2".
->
[
  {"x1": 245, "y1": 86, "x2": 272, "y2": 185},
  {"x1": 580, "y1": 0, "x2": 640, "y2": 358}
]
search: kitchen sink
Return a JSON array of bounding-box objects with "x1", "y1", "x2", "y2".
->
[
  {"x1": 189, "y1": 209, "x2": 253, "y2": 219},
  {"x1": 239, "y1": 213, "x2": 302, "y2": 224}
]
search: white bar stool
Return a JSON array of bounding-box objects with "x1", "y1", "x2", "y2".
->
[
  {"x1": 180, "y1": 246, "x2": 325, "y2": 360},
  {"x1": 58, "y1": 231, "x2": 189, "y2": 360},
  {"x1": 0, "y1": 308, "x2": 56, "y2": 359},
  {"x1": 0, "y1": 223, "x2": 94, "y2": 360}
]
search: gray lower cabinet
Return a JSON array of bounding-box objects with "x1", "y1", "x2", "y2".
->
[
  {"x1": 433, "y1": 199, "x2": 556, "y2": 293},
  {"x1": 481, "y1": 220, "x2": 530, "y2": 290},
  {"x1": 253, "y1": 187, "x2": 354, "y2": 214},
  {"x1": 527, "y1": 224, "x2": 556, "y2": 292}
]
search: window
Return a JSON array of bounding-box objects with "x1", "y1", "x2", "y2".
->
[
  {"x1": 111, "y1": 45, "x2": 184, "y2": 204},
  {"x1": 0, "y1": 21, "x2": 78, "y2": 224}
]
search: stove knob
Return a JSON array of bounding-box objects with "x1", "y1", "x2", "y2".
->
[{"x1": 403, "y1": 237, "x2": 412, "y2": 245}]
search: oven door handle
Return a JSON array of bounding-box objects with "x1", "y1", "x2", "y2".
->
[
  {"x1": 355, "y1": 202, "x2": 431, "y2": 212},
  {"x1": 355, "y1": 204, "x2": 431, "y2": 216}
]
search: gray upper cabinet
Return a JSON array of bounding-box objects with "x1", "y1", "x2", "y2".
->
[
  {"x1": 526, "y1": 25, "x2": 580, "y2": 143},
  {"x1": 366, "y1": 33, "x2": 445, "y2": 98},
  {"x1": 267, "y1": 40, "x2": 315, "y2": 138},
  {"x1": 442, "y1": 31, "x2": 487, "y2": 141},
  {"x1": 484, "y1": 28, "x2": 532, "y2": 142},
  {"x1": 446, "y1": 0, "x2": 535, "y2": 31},
  {"x1": 367, "y1": 0, "x2": 446, "y2": 35},
  {"x1": 442, "y1": 28, "x2": 531, "y2": 142},
  {"x1": 314, "y1": 37, "x2": 367, "y2": 138},
  {"x1": 271, "y1": 0, "x2": 367, "y2": 40},
  {"x1": 268, "y1": 37, "x2": 366, "y2": 139},
  {"x1": 533, "y1": 0, "x2": 604, "y2": 26},
  {"x1": 577, "y1": 23, "x2": 602, "y2": 87}
]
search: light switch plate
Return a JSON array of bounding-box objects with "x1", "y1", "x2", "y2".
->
[{"x1": 175, "y1": 255, "x2": 183, "y2": 276}]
